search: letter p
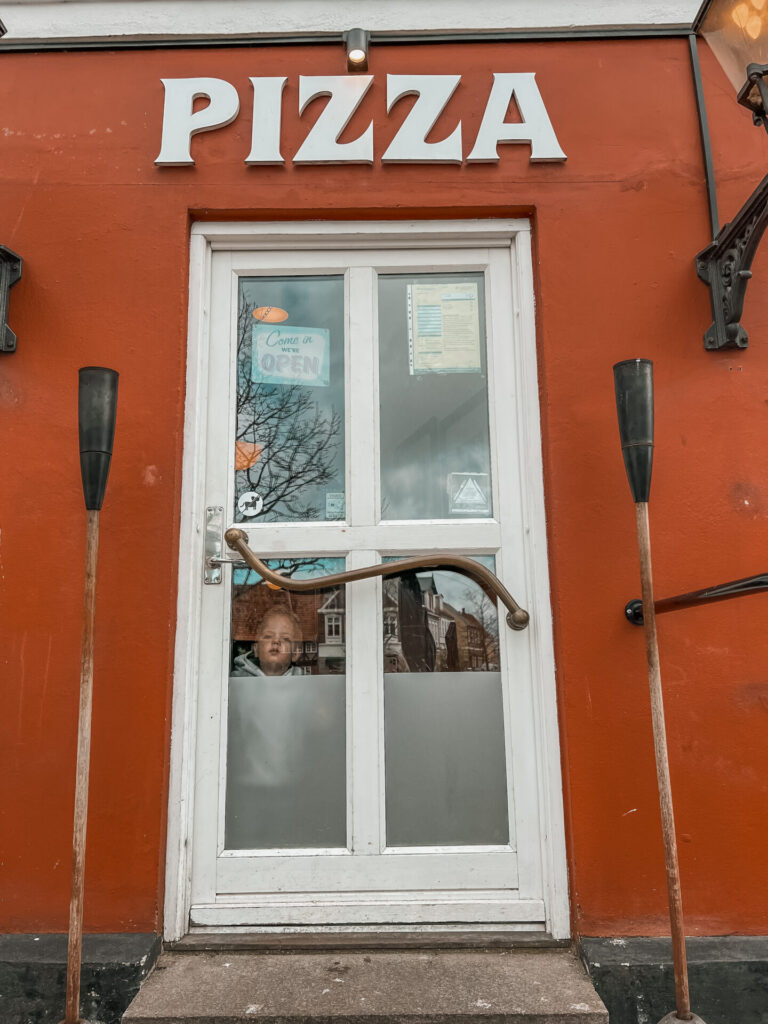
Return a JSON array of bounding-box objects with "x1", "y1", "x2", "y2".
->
[{"x1": 156, "y1": 78, "x2": 240, "y2": 165}]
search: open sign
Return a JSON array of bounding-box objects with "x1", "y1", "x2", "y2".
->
[{"x1": 252, "y1": 324, "x2": 330, "y2": 387}]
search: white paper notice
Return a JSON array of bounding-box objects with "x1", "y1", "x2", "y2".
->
[{"x1": 408, "y1": 282, "x2": 482, "y2": 374}]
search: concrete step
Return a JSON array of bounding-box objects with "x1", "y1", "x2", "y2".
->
[{"x1": 122, "y1": 948, "x2": 608, "y2": 1023}]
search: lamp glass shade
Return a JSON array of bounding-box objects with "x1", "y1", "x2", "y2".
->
[{"x1": 700, "y1": 0, "x2": 768, "y2": 91}]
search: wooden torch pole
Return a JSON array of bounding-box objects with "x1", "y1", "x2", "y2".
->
[
  {"x1": 613, "y1": 359, "x2": 705, "y2": 1024},
  {"x1": 64, "y1": 509, "x2": 99, "y2": 1024},
  {"x1": 634, "y1": 500, "x2": 691, "y2": 1021}
]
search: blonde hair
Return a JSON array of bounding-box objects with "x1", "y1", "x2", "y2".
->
[{"x1": 258, "y1": 606, "x2": 301, "y2": 638}]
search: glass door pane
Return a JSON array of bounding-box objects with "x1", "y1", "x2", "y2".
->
[
  {"x1": 236, "y1": 276, "x2": 345, "y2": 523},
  {"x1": 382, "y1": 560, "x2": 509, "y2": 847},
  {"x1": 378, "y1": 273, "x2": 493, "y2": 521}
]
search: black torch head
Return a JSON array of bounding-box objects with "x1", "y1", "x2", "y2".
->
[
  {"x1": 613, "y1": 358, "x2": 653, "y2": 504},
  {"x1": 78, "y1": 367, "x2": 119, "y2": 510}
]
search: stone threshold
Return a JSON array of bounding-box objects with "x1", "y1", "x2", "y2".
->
[{"x1": 123, "y1": 948, "x2": 608, "y2": 1023}]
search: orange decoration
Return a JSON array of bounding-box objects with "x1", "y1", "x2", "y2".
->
[
  {"x1": 234, "y1": 441, "x2": 263, "y2": 471},
  {"x1": 252, "y1": 306, "x2": 289, "y2": 323}
]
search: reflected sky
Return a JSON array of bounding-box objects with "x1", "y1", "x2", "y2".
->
[{"x1": 234, "y1": 557, "x2": 345, "y2": 586}]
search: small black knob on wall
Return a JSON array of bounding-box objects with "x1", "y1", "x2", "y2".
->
[
  {"x1": 613, "y1": 358, "x2": 654, "y2": 503},
  {"x1": 78, "y1": 367, "x2": 119, "y2": 511}
]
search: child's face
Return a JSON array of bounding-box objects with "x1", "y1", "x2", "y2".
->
[{"x1": 254, "y1": 612, "x2": 298, "y2": 675}]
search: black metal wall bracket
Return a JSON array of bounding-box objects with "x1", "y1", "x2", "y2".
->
[
  {"x1": 625, "y1": 570, "x2": 768, "y2": 625},
  {"x1": 695, "y1": 172, "x2": 768, "y2": 351},
  {"x1": 0, "y1": 245, "x2": 22, "y2": 353}
]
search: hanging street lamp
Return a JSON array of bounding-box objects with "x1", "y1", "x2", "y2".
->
[{"x1": 695, "y1": 0, "x2": 768, "y2": 349}]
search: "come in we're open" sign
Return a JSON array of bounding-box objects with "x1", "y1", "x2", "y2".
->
[{"x1": 252, "y1": 324, "x2": 331, "y2": 387}]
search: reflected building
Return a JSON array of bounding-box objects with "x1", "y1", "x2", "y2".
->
[{"x1": 383, "y1": 573, "x2": 499, "y2": 674}]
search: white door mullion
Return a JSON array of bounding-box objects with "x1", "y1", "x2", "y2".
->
[
  {"x1": 346, "y1": 266, "x2": 381, "y2": 855},
  {"x1": 489, "y1": 245, "x2": 541, "y2": 902},
  {"x1": 191, "y1": 251, "x2": 234, "y2": 906},
  {"x1": 347, "y1": 266, "x2": 377, "y2": 527},
  {"x1": 347, "y1": 549, "x2": 383, "y2": 854},
  {"x1": 235, "y1": 521, "x2": 502, "y2": 554}
]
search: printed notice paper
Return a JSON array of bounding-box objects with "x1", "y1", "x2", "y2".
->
[
  {"x1": 407, "y1": 282, "x2": 482, "y2": 374},
  {"x1": 252, "y1": 324, "x2": 330, "y2": 387}
]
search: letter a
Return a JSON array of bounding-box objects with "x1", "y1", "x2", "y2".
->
[{"x1": 467, "y1": 73, "x2": 566, "y2": 163}]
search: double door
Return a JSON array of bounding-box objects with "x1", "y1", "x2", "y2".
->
[{"x1": 181, "y1": 222, "x2": 565, "y2": 932}]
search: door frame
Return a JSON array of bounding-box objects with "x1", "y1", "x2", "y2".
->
[{"x1": 164, "y1": 218, "x2": 568, "y2": 941}]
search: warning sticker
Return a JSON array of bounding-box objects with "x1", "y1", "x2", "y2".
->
[{"x1": 448, "y1": 472, "x2": 491, "y2": 516}]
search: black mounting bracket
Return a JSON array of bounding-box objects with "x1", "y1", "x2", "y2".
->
[
  {"x1": 0, "y1": 246, "x2": 22, "y2": 353},
  {"x1": 624, "y1": 569, "x2": 768, "y2": 625},
  {"x1": 695, "y1": 172, "x2": 768, "y2": 351}
]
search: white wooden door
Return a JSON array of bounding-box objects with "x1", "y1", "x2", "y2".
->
[{"x1": 175, "y1": 221, "x2": 567, "y2": 934}]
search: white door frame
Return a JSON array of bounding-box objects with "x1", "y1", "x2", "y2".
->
[{"x1": 164, "y1": 219, "x2": 569, "y2": 941}]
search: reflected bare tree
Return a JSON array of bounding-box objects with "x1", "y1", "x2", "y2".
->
[
  {"x1": 236, "y1": 297, "x2": 343, "y2": 521},
  {"x1": 235, "y1": 559, "x2": 336, "y2": 585},
  {"x1": 462, "y1": 586, "x2": 500, "y2": 671}
]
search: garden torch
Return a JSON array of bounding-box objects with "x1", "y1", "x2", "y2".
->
[
  {"x1": 61, "y1": 367, "x2": 118, "y2": 1024},
  {"x1": 613, "y1": 358, "x2": 705, "y2": 1024}
]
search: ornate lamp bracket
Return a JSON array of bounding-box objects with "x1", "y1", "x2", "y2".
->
[
  {"x1": 696, "y1": 172, "x2": 768, "y2": 350},
  {"x1": 0, "y1": 245, "x2": 22, "y2": 353}
]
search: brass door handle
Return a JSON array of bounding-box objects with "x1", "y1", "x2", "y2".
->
[{"x1": 225, "y1": 528, "x2": 530, "y2": 631}]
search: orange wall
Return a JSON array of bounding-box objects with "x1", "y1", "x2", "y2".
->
[{"x1": 1, "y1": 37, "x2": 767, "y2": 936}]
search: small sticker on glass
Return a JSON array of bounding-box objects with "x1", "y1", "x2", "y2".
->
[
  {"x1": 448, "y1": 472, "x2": 490, "y2": 516},
  {"x1": 238, "y1": 491, "x2": 264, "y2": 517},
  {"x1": 326, "y1": 492, "x2": 345, "y2": 519}
]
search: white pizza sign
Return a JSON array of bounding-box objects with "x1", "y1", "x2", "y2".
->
[{"x1": 155, "y1": 73, "x2": 566, "y2": 166}]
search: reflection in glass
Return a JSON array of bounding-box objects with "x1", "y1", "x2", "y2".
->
[
  {"x1": 382, "y1": 558, "x2": 500, "y2": 673},
  {"x1": 225, "y1": 558, "x2": 346, "y2": 850},
  {"x1": 236, "y1": 277, "x2": 345, "y2": 524},
  {"x1": 382, "y1": 558, "x2": 509, "y2": 846},
  {"x1": 378, "y1": 273, "x2": 493, "y2": 521}
]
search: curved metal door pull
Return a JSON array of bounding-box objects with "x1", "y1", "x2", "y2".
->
[{"x1": 225, "y1": 528, "x2": 530, "y2": 631}]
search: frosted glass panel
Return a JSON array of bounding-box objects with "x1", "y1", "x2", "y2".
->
[
  {"x1": 384, "y1": 672, "x2": 509, "y2": 846},
  {"x1": 225, "y1": 557, "x2": 346, "y2": 849},
  {"x1": 226, "y1": 674, "x2": 346, "y2": 850},
  {"x1": 378, "y1": 272, "x2": 492, "y2": 521}
]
